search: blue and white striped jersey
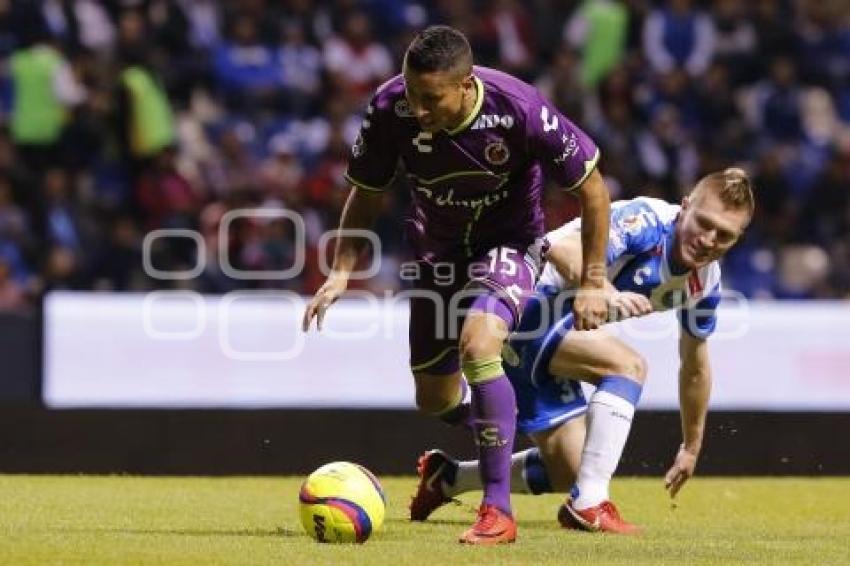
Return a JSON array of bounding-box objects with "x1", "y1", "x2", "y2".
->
[{"x1": 538, "y1": 197, "x2": 722, "y2": 339}]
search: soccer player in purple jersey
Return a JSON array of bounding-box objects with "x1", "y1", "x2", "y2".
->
[{"x1": 302, "y1": 25, "x2": 613, "y2": 544}]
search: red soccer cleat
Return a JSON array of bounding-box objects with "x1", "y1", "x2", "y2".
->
[
  {"x1": 409, "y1": 449, "x2": 457, "y2": 521},
  {"x1": 558, "y1": 499, "x2": 641, "y2": 535},
  {"x1": 458, "y1": 504, "x2": 517, "y2": 545}
]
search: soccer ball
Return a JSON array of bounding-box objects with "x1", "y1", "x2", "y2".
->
[{"x1": 298, "y1": 461, "x2": 386, "y2": 543}]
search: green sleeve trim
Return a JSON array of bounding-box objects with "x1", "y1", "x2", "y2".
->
[
  {"x1": 563, "y1": 147, "x2": 601, "y2": 192},
  {"x1": 344, "y1": 172, "x2": 393, "y2": 193}
]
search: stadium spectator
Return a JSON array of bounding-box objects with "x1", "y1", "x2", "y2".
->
[
  {"x1": 642, "y1": 0, "x2": 715, "y2": 77},
  {"x1": 0, "y1": 254, "x2": 27, "y2": 310},
  {"x1": 323, "y1": 10, "x2": 393, "y2": 103},
  {"x1": 0, "y1": 0, "x2": 846, "y2": 308},
  {"x1": 534, "y1": 45, "x2": 585, "y2": 123},
  {"x1": 563, "y1": 0, "x2": 629, "y2": 89},
  {"x1": 710, "y1": 0, "x2": 757, "y2": 85},
  {"x1": 212, "y1": 14, "x2": 282, "y2": 113},
  {"x1": 200, "y1": 123, "x2": 262, "y2": 198},
  {"x1": 635, "y1": 104, "x2": 699, "y2": 201},
  {"x1": 478, "y1": 0, "x2": 536, "y2": 80},
  {"x1": 135, "y1": 147, "x2": 200, "y2": 231},
  {"x1": 259, "y1": 134, "x2": 305, "y2": 203},
  {"x1": 9, "y1": 34, "x2": 86, "y2": 172},
  {"x1": 277, "y1": 20, "x2": 323, "y2": 117}
]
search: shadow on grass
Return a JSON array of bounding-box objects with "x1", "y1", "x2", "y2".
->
[
  {"x1": 49, "y1": 526, "x2": 299, "y2": 538},
  {"x1": 389, "y1": 517, "x2": 564, "y2": 529}
]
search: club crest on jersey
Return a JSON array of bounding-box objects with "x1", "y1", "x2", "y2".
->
[
  {"x1": 484, "y1": 140, "x2": 510, "y2": 165},
  {"x1": 394, "y1": 99, "x2": 415, "y2": 117}
]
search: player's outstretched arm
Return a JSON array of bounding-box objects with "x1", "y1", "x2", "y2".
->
[
  {"x1": 302, "y1": 187, "x2": 384, "y2": 331},
  {"x1": 664, "y1": 330, "x2": 712, "y2": 498},
  {"x1": 572, "y1": 169, "x2": 611, "y2": 330}
]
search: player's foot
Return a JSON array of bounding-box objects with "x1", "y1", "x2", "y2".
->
[
  {"x1": 557, "y1": 499, "x2": 641, "y2": 535},
  {"x1": 409, "y1": 449, "x2": 458, "y2": 521},
  {"x1": 458, "y1": 504, "x2": 517, "y2": 545}
]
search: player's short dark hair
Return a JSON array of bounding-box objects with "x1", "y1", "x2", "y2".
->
[
  {"x1": 405, "y1": 25, "x2": 473, "y2": 77},
  {"x1": 692, "y1": 167, "x2": 755, "y2": 215}
]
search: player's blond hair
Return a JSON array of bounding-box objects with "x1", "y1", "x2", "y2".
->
[{"x1": 691, "y1": 167, "x2": 755, "y2": 215}]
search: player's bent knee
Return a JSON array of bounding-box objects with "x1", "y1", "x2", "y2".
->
[
  {"x1": 458, "y1": 336, "x2": 499, "y2": 363},
  {"x1": 615, "y1": 352, "x2": 647, "y2": 383},
  {"x1": 459, "y1": 315, "x2": 508, "y2": 363},
  {"x1": 459, "y1": 328, "x2": 505, "y2": 363}
]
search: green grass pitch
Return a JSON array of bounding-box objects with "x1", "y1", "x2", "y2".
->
[{"x1": 1, "y1": 475, "x2": 848, "y2": 564}]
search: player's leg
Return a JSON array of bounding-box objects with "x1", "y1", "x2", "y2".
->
[
  {"x1": 454, "y1": 247, "x2": 540, "y2": 544},
  {"x1": 412, "y1": 370, "x2": 469, "y2": 423},
  {"x1": 548, "y1": 330, "x2": 646, "y2": 505},
  {"x1": 409, "y1": 364, "x2": 583, "y2": 521},
  {"x1": 410, "y1": 299, "x2": 589, "y2": 521},
  {"x1": 407, "y1": 370, "x2": 470, "y2": 522},
  {"x1": 456, "y1": 306, "x2": 518, "y2": 544},
  {"x1": 435, "y1": 415, "x2": 586, "y2": 498},
  {"x1": 541, "y1": 328, "x2": 646, "y2": 533},
  {"x1": 528, "y1": 415, "x2": 586, "y2": 493},
  {"x1": 407, "y1": 272, "x2": 472, "y2": 426}
]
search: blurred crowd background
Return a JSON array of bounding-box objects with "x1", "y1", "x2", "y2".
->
[{"x1": 0, "y1": 0, "x2": 848, "y2": 311}]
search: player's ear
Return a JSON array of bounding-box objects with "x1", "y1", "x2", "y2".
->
[
  {"x1": 681, "y1": 195, "x2": 690, "y2": 210},
  {"x1": 460, "y1": 72, "x2": 474, "y2": 90}
]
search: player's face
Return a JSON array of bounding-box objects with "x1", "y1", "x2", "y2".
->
[
  {"x1": 403, "y1": 64, "x2": 473, "y2": 133},
  {"x1": 674, "y1": 191, "x2": 750, "y2": 270}
]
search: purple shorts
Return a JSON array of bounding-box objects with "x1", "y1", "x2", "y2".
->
[{"x1": 408, "y1": 246, "x2": 538, "y2": 375}]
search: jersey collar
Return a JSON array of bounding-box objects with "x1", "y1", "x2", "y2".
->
[{"x1": 446, "y1": 76, "x2": 484, "y2": 136}]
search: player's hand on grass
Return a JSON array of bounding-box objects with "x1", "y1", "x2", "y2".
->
[
  {"x1": 664, "y1": 444, "x2": 699, "y2": 498},
  {"x1": 609, "y1": 291, "x2": 653, "y2": 321},
  {"x1": 302, "y1": 274, "x2": 348, "y2": 331}
]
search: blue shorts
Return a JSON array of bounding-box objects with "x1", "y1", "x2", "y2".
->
[{"x1": 503, "y1": 291, "x2": 588, "y2": 434}]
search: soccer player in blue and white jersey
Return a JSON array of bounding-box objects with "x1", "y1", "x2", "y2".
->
[
  {"x1": 411, "y1": 168, "x2": 755, "y2": 533},
  {"x1": 303, "y1": 26, "x2": 614, "y2": 543}
]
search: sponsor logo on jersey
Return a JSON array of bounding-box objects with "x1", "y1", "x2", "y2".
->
[
  {"x1": 351, "y1": 133, "x2": 366, "y2": 158},
  {"x1": 617, "y1": 207, "x2": 658, "y2": 235},
  {"x1": 471, "y1": 114, "x2": 515, "y2": 130},
  {"x1": 414, "y1": 186, "x2": 510, "y2": 208},
  {"x1": 554, "y1": 132, "x2": 580, "y2": 165},
  {"x1": 484, "y1": 140, "x2": 510, "y2": 165},
  {"x1": 395, "y1": 99, "x2": 415, "y2": 117}
]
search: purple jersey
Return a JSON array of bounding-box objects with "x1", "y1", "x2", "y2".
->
[{"x1": 345, "y1": 66, "x2": 600, "y2": 262}]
